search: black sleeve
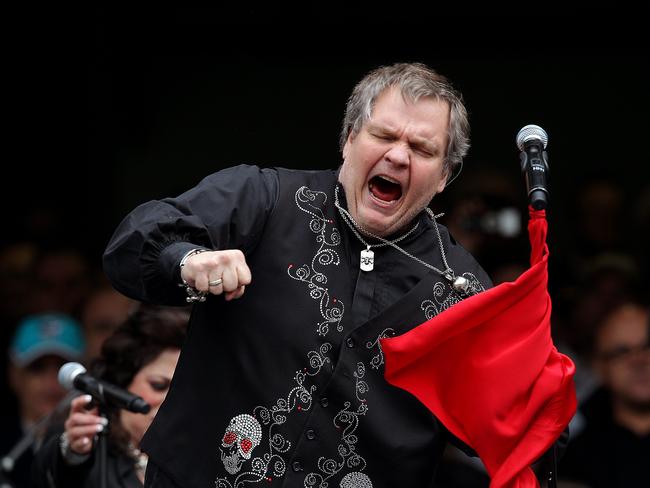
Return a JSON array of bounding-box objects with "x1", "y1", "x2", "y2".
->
[
  {"x1": 445, "y1": 426, "x2": 478, "y2": 457},
  {"x1": 102, "y1": 164, "x2": 279, "y2": 305},
  {"x1": 31, "y1": 431, "x2": 95, "y2": 488}
]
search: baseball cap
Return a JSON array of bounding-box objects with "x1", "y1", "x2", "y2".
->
[{"x1": 9, "y1": 313, "x2": 86, "y2": 367}]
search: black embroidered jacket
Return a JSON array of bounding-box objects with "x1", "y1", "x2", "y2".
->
[{"x1": 103, "y1": 165, "x2": 492, "y2": 487}]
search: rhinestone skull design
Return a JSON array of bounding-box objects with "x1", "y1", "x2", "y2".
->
[{"x1": 219, "y1": 414, "x2": 263, "y2": 475}]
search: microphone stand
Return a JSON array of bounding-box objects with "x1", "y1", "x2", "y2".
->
[
  {"x1": 0, "y1": 470, "x2": 15, "y2": 488},
  {"x1": 0, "y1": 391, "x2": 77, "y2": 487},
  {"x1": 86, "y1": 391, "x2": 147, "y2": 488},
  {"x1": 58, "y1": 370, "x2": 150, "y2": 488},
  {"x1": 0, "y1": 428, "x2": 36, "y2": 483},
  {"x1": 97, "y1": 407, "x2": 109, "y2": 488},
  {"x1": 546, "y1": 444, "x2": 558, "y2": 488}
]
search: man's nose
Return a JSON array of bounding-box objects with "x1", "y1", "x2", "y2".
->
[{"x1": 385, "y1": 143, "x2": 410, "y2": 167}]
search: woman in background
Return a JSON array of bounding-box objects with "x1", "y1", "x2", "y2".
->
[{"x1": 33, "y1": 303, "x2": 189, "y2": 487}]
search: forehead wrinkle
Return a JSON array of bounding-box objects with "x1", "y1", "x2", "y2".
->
[{"x1": 410, "y1": 133, "x2": 440, "y2": 152}]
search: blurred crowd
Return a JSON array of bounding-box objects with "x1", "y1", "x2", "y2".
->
[{"x1": 0, "y1": 167, "x2": 648, "y2": 487}]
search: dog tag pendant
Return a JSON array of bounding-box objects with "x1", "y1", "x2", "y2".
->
[{"x1": 360, "y1": 246, "x2": 374, "y2": 272}]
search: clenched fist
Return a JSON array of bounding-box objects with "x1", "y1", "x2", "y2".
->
[{"x1": 180, "y1": 249, "x2": 252, "y2": 301}]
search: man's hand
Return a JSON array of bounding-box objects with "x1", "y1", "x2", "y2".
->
[{"x1": 181, "y1": 250, "x2": 252, "y2": 301}]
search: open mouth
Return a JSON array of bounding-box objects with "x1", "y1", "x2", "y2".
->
[{"x1": 369, "y1": 175, "x2": 402, "y2": 203}]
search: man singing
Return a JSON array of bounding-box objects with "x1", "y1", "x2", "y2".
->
[{"x1": 104, "y1": 62, "x2": 497, "y2": 487}]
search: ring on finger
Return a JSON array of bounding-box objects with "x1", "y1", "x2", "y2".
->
[{"x1": 208, "y1": 278, "x2": 223, "y2": 287}]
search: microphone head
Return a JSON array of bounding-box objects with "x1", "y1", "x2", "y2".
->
[
  {"x1": 132, "y1": 398, "x2": 151, "y2": 414},
  {"x1": 58, "y1": 362, "x2": 86, "y2": 390},
  {"x1": 516, "y1": 124, "x2": 548, "y2": 150}
]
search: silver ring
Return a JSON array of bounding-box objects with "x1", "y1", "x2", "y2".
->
[{"x1": 208, "y1": 278, "x2": 223, "y2": 287}]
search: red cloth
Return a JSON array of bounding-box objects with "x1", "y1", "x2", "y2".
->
[{"x1": 381, "y1": 208, "x2": 576, "y2": 488}]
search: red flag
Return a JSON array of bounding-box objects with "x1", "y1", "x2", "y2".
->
[{"x1": 381, "y1": 208, "x2": 576, "y2": 488}]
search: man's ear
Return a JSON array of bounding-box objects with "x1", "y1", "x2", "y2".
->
[
  {"x1": 342, "y1": 132, "x2": 355, "y2": 161},
  {"x1": 436, "y1": 167, "x2": 450, "y2": 194},
  {"x1": 439, "y1": 159, "x2": 464, "y2": 193}
]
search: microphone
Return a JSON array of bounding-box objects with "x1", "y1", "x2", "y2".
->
[
  {"x1": 58, "y1": 362, "x2": 151, "y2": 414},
  {"x1": 516, "y1": 124, "x2": 549, "y2": 210}
]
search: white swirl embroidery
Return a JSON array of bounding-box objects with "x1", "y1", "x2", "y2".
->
[
  {"x1": 365, "y1": 328, "x2": 395, "y2": 370},
  {"x1": 420, "y1": 272, "x2": 485, "y2": 319},
  {"x1": 288, "y1": 186, "x2": 345, "y2": 337},
  {"x1": 304, "y1": 397, "x2": 369, "y2": 488},
  {"x1": 215, "y1": 348, "x2": 329, "y2": 487},
  {"x1": 217, "y1": 184, "x2": 363, "y2": 487}
]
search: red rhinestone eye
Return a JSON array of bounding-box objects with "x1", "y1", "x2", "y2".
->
[
  {"x1": 223, "y1": 431, "x2": 237, "y2": 445},
  {"x1": 240, "y1": 438, "x2": 253, "y2": 453}
]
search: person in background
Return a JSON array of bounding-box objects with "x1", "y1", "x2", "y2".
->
[
  {"x1": 0, "y1": 242, "x2": 39, "y2": 426},
  {"x1": 0, "y1": 242, "x2": 38, "y2": 329},
  {"x1": 30, "y1": 246, "x2": 95, "y2": 319},
  {"x1": 80, "y1": 285, "x2": 136, "y2": 364},
  {"x1": 559, "y1": 300, "x2": 650, "y2": 487},
  {"x1": 32, "y1": 303, "x2": 189, "y2": 488},
  {"x1": 1, "y1": 313, "x2": 85, "y2": 488}
]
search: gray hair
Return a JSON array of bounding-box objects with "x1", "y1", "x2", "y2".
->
[{"x1": 340, "y1": 62, "x2": 470, "y2": 177}]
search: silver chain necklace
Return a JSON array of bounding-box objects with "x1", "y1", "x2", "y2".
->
[{"x1": 334, "y1": 185, "x2": 472, "y2": 296}]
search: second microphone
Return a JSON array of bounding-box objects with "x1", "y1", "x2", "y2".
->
[{"x1": 58, "y1": 362, "x2": 151, "y2": 414}]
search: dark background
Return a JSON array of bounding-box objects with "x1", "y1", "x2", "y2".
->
[
  {"x1": 1, "y1": 10, "x2": 648, "y2": 487},
  {"x1": 8, "y1": 9, "x2": 649, "y2": 267}
]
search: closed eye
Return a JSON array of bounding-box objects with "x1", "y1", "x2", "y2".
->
[
  {"x1": 149, "y1": 380, "x2": 171, "y2": 392},
  {"x1": 411, "y1": 144, "x2": 436, "y2": 158},
  {"x1": 373, "y1": 132, "x2": 395, "y2": 141},
  {"x1": 414, "y1": 147, "x2": 433, "y2": 157}
]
